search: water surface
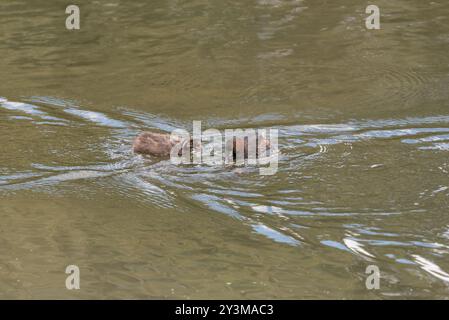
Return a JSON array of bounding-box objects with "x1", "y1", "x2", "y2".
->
[{"x1": 1, "y1": 0, "x2": 449, "y2": 298}]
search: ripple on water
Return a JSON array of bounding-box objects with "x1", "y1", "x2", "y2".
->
[{"x1": 2, "y1": 96, "x2": 449, "y2": 288}]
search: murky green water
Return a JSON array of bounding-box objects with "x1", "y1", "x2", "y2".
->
[{"x1": 1, "y1": 0, "x2": 449, "y2": 299}]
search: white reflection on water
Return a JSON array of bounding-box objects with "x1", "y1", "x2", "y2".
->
[
  {"x1": 343, "y1": 238, "x2": 375, "y2": 259},
  {"x1": 1, "y1": 101, "x2": 47, "y2": 115},
  {"x1": 2, "y1": 96, "x2": 449, "y2": 287},
  {"x1": 252, "y1": 223, "x2": 301, "y2": 246},
  {"x1": 63, "y1": 108, "x2": 128, "y2": 128}
]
